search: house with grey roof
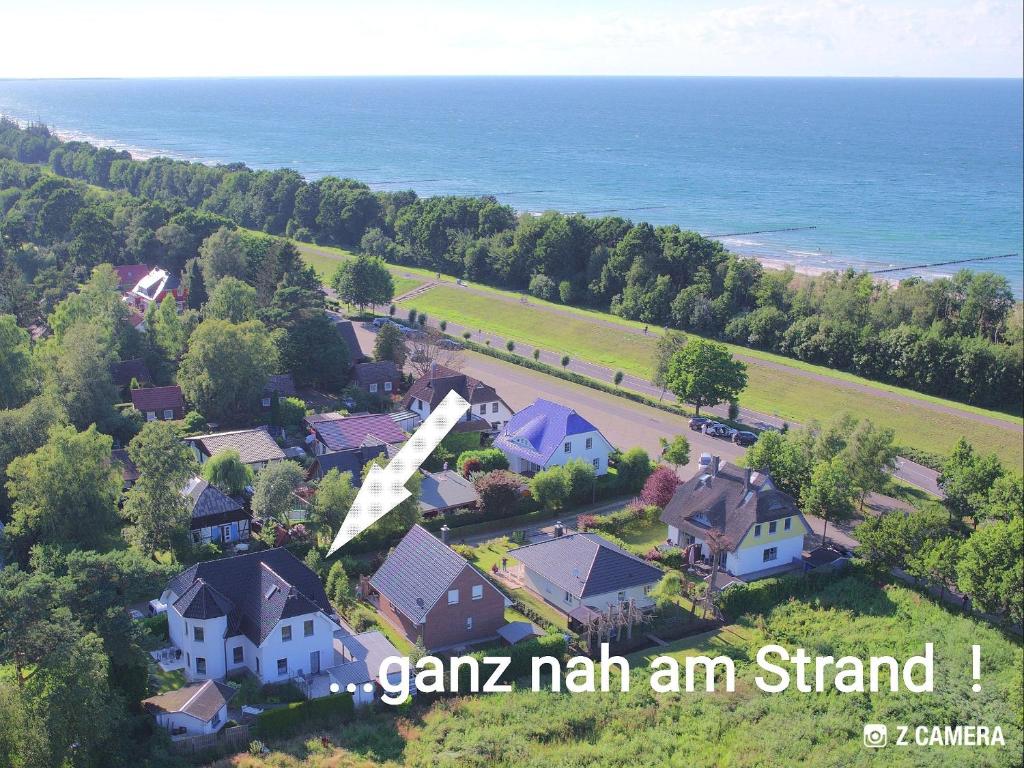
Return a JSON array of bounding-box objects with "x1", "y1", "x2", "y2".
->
[
  {"x1": 142, "y1": 679, "x2": 235, "y2": 738},
  {"x1": 417, "y1": 469, "x2": 480, "y2": 517},
  {"x1": 659, "y1": 457, "x2": 810, "y2": 579},
  {"x1": 363, "y1": 525, "x2": 506, "y2": 651},
  {"x1": 186, "y1": 427, "x2": 286, "y2": 468},
  {"x1": 182, "y1": 477, "x2": 251, "y2": 546},
  {"x1": 305, "y1": 444, "x2": 387, "y2": 483},
  {"x1": 508, "y1": 532, "x2": 664, "y2": 620},
  {"x1": 160, "y1": 548, "x2": 341, "y2": 685}
]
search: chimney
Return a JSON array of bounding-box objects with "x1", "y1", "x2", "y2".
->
[
  {"x1": 744, "y1": 467, "x2": 752, "y2": 492},
  {"x1": 554, "y1": 521, "x2": 565, "y2": 537},
  {"x1": 440, "y1": 524, "x2": 450, "y2": 544},
  {"x1": 430, "y1": 361, "x2": 437, "y2": 377},
  {"x1": 710, "y1": 456, "x2": 720, "y2": 476}
]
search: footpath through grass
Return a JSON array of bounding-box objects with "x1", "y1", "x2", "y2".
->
[{"x1": 292, "y1": 239, "x2": 1023, "y2": 469}]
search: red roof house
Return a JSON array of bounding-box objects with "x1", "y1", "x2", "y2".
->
[{"x1": 131, "y1": 386, "x2": 186, "y2": 421}]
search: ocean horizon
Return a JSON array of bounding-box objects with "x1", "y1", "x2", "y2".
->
[{"x1": 1, "y1": 76, "x2": 1021, "y2": 293}]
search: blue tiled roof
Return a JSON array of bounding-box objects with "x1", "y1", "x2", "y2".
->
[{"x1": 493, "y1": 399, "x2": 601, "y2": 464}]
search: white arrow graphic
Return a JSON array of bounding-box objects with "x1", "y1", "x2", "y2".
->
[{"x1": 327, "y1": 389, "x2": 471, "y2": 556}]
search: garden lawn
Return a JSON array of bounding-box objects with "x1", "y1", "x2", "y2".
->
[
  {"x1": 149, "y1": 663, "x2": 185, "y2": 694},
  {"x1": 293, "y1": 241, "x2": 423, "y2": 297},
  {"x1": 396, "y1": 283, "x2": 1023, "y2": 470},
  {"x1": 470, "y1": 538, "x2": 569, "y2": 630}
]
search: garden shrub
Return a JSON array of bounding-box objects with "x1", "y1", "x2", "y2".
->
[{"x1": 254, "y1": 692, "x2": 354, "y2": 739}]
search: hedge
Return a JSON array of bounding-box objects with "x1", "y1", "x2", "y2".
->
[
  {"x1": 716, "y1": 565, "x2": 857, "y2": 620},
  {"x1": 449, "y1": 633, "x2": 568, "y2": 690},
  {"x1": 254, "y1": 692, "x2": 355, "y2": 739}
]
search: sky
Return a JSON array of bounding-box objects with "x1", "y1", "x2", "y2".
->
[{"x1": 0, "y1": 0, "x2": 1021, "y2": 79}]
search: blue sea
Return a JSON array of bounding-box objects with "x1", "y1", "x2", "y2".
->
[{"x1": 1, "y1": 77, "x2": 1021, "y2": 292}]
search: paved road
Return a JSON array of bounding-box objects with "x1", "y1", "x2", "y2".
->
[{"x1": 349, "y1": 321, "x2": 745, "y2": 478}]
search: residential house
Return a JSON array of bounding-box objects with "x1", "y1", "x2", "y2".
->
[
  {"x1": 110, "y1": 358, "x2": 153, "y2": 395},
  {"x1": 508, "y1": 533, "x2": 663, "y2": 622},
  {"x1": 493, "y1": 399, "x2": 613, "y2": 476},
  {"x1": 261, "y1": 374, "x2": 298, "y2": 410},
  {"x1": 160, "y1": 548, "x2": 341, "y2": 683},
  {"x1": 126, "y1": 267, "x2": 188, "y2": 312},
  {"x1": 182, "y1": 477, "x2": 251, "y2": 546},
  {"x1": 131, "y1": 385, "x2": 186, "y2": 421},
  {"x1": 114, "y1": 263, "x2": 154, "y2": 293},
  {"x1": 405, "y1": 364, "x2": 512, "y2": 431},
  {"x1": 352, "y1": 361, "x2": 401, "y2": 398},
  {"x1": 305, "y1": 444, "x2": 387, "y2": 483},
  {"x1": 111, "y1": 448, "x2": 140, "y2": 490},
  {"x1": 363, "y1": 525, "x2": 506, "y2": 651},
  {"x1": 332, "y1": 317, "x2": 367, "y2": 363},
  {"x1": 417, "y1": 470, "x2": 480, "y2": 517},
  {"x1": 311, "y1": 631, "x2": 410, "y2": 705},
  {"x1": 186, "y1": 427, "x2": 287, "y2": 469},
  {"x1": 659, "y1": 457, "x2": 810, "y2": 579},
  {"x1": 142, "y1": 679, "x2": 235, "y2": 738},
  {"x1": 305, "y1": 412, "x2": 406, "y2": 456}
]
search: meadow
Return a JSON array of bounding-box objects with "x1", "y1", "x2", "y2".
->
[{"x1": 217, "y1": 574, "x2": 1023, "y2": 768}]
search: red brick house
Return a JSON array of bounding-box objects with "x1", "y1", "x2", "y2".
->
[
  {"x1": 363, "y1": 525, "x2": 506, "y2": 651},
  {"x1": 351, "y1": 361, "x2": 401, "y2": 398},
  {"x1": 131, "y1": 385, "x2": 186, "y2": 421},
  {"x1": 125, "y1": 267, "x2": 188, "y2": 313}
]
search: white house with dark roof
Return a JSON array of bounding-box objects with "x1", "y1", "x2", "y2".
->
[
  {"x1": 142, "y1": 679, "x2": 235, "y2": 738},
  {"x1": 659, "y1": 457, "x2": 810, "y2": 579},
  {"x1": 508, "y1": 532, "x2": 664, "y2": 619},
  {"x1": 160, "y1": 549, "x2": 341, "y2": 684},
  {"x1": 405, "y1": 363, "x2": 512, "y2": 431},
  {"x1": 493, "y1": 398, "x2": 613, "y2": 475}
]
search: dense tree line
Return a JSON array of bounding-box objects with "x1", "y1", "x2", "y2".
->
[{"x1": 2, "y1": 119, "x2": 1020, "y2": 410}]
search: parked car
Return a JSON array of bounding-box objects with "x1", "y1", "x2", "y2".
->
[
  {"x1": 706, "y1": 423, "x2": 736, "y2": 439},
  {"x1": 439, "y1": 338, "x2": 463, "y2": 350},
  {"x1": 689, "y1": 417, "x2": 712, "y2": 431},
  {"x1": 698, "y1": 452, "x2": 713, "y2": 468},
  {"x1": 732, "y1": 430, "x2": 758, "y2": 446},
  {"x1": 372, "y1": 317, "x2": 396, "y2": 329}
]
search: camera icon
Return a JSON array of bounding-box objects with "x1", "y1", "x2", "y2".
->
[{"x1": 863, "y1": 724, "x2": 888, "y2": 748}]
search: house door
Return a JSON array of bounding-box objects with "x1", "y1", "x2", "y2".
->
[
  {"x1": 310, "y1": 651, "x2": 320, "y2": 674},
  {"x1": 220, "y1": 524, "x2": 232, "y2": 542}
]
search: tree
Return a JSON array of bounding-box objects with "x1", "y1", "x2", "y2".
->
[
  {"x1": 907, "y1": 536, "x2": 961, "y2": 600},
  {"x1": 702, "y1": 530, "x2": 733, "y2": 619},
  {"x1": 373, "y1": 322, "x2": 406, "y2": 367},
  {"x1": 358, "y1": 455, "x2": 422, "y2": 541},
  {"x1": 659, "y1": 434, "x2": 690, "y2": 470},
  {"x1": 530, "y1": 467, "x2": 571, "y2": 511},
  {"x1": 456, "y1": 448, "x2": 509, "y2": 475},
  {"x1": 665, "y1": 339, "x2": 747, "y2": 415},
  {"x1": 199, "y1": 226, "x2": 247, "y2": 288},
  {"x1": 40, "y1": 322, "x2": 119, "y2": 431},
  {"x1": 177, "y1": 319, "x2": 276, "y2": 421},
  {"x1": 957, "y1": 517, "x2": 1023, "y2": 624},
  {"x1": 843, "y1": 419, "x2": 898, "y2": 510},
  {"x1": 120, "y1": 421, "x2": 197, "y2": 554},
  {"x1": 855, "y1": 504, "x2": 948, "y2": 575},
  {"x1": 251, "y1": 460, "x2": 305, "y2": 528},
  {"x1": 183, "y1": 257, "x2": 208, "y2": 309},
  {"x1": 309, "y1": 468, "x2": 357, "y2": 545},
  {"x1": 652, "y1": 330, "x2": 687, "y2": 399},
  {"x1": 474, "y1": 470, "x2": 523, "y2": 519},
  {"x1": 47, "y1": 264, "x2": 128, "y2": 349},
  {"x1": 616, "y1": 447, "x2": 653, "y2": 492},
  {"x1": 0, "y1": 314, "x2": 35, "y2": 409},
  {"x1": 939, "y1": 438, "x2": 1005, "y2": 526},
  {"x1": 204, "y1": 275, "x2": 257, "y2": 323},
  {"x1": 741, "y1": 429, "x2": 812, "y2": 499},
  {"x1": 560, "y1": 355, "x2": 570, "y2": 368},
  {"x1": 640, "y1": 466, "x2": 680, "y2": 508},
  {"x1": 325, "y1": 560, "x2": 352, "y2": 609},
  {"x1": 4, "y1": 425, "x2": 121, "y2": 559},
  {"x1": 148, "y1": 293, "x2": 188, "y2": 360},
  {"x1": 201, "y1": 449, "x2": 253, "y2": 495},
  {"x1": 983, "y1": 473, "x2": 1023, "y2": 523},
  {"x1": 0, "y1": 394, "x2": 67, "y2": 517},
  {"x1": 408, "y1": 328, "x2": 463, "y2": 378},
  {"x1": 613, "y1": 370, "x2": 624, "y2": 386},
  {"x1": 331, "y1": 254, "x2": 394, "y2": 311},
  {"x1": 506, "y1": 340, "x2": 516, "y2": 353},
  {"x1": 800, "y1": 457, "x2": 856, "y2": 546},
  {"x1": 563, "y1": 458, "x2": 597, "y2": 503}
]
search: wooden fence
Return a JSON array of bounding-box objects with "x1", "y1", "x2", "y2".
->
[{"x1": 169, "y1": 723, "x2": 252, "y2": 756}]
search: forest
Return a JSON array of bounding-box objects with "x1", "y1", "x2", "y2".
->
[{"x1": 1, "y1": 118, "x2": 1021, "y2": 411}]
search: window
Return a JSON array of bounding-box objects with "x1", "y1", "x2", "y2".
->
[
  {"x1": 277, "y1": 658, "x2": 287, "y2": 676},
  {"x1": 466, "y1": 617, "x2": 473, "y2": 631},
  {"x1": 491, "y1": 402, "x2": 498, "y2": 413},
  {"x1": 643, "y1": 584, "x2": 652, "y2": 595},
  {"x1": 763, "y1": 547, "x2": 778, "y2": 563},
  {"x1": 592, "y1": 458, "x2": 599, "y2": 469},
  {"x1": 281, "y1": 625, "x2": 292, "y2": 642},
  {"x1": 617, "y1": 591, "x2": 626, "y2": 603},
  {"x1": 447, "y1": 589, "x2": 459, "y2": 605},
  {"x1": 304, "y1": 620, "x2": 314, "y2": 637},
  {"x1": 211, "y1": 711, "x2": 221, "y2": 727},
  {"x1": 163, "y1": 409, "x2": 174, "y2": 420},
  {"x1": 564, "y1": 441, "x2": 571, "y2": 453},
  {"x1": 233, "y1": 646, "x2": 243, "y2": 664},
  {"x1": 784, "y1": 517, "x2": 791, "y2": 531},
  {"x1": 586, "y1": 437, "x2": 593, "y2": 450},
  {"x1": 384, "y1": 381, "x2": 393, "y2": 392},
  {"x1": 472, "y1": 585, "x2": 483, "y2": 600},
  {"x1": 261, "y1": 397, "x2": 272, "y2": 408},
  {"x1": 491, "y1": 422, "x2": 499, "y2": 429},
  {"x1": 564, "y1": 591, "x2": 573, "y2": 603},
  {"x1": 369, "y1": 383, "x2": 378, "y2": 393},
  {"x1": 196, "y1": 657, "x2": 206, "y2": 675},
  {"x1": 479, "y1": 404, "x2": 486, "y2": 414},
  {"x1": 146, "y1": 411, "x2": 157, "y2": 421},
  {"x1": 768, "y1": 521, "x2": 777, "y2": 534},
  {"x1": 194, "y1": 626, "x2": 204, "y2": 642},
  {"x1": 754, "y1": 524, "x2": 762, "y2": 537},
  {"x1": 191, "y1": 530, "x2": 202, "y2": 544}
]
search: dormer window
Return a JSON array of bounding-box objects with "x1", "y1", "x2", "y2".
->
[
  {"x1": 754, "y1": 524, "x2": 762, "y2": 537},
  {"x1": 265, "y1": 585, "x2": 279, "y2": 600},
  {"x1": 564, "y1": 441, "x2": 571, "y2": 453},
  {"x1": 768, "y1": 521, "x2": 777, "y2": 534},
  {"x1": 784, "y1": 517, "x2": 791, "y2": 531},
  {"x1": 693, "y1": 513, "x2": 710, "y2": 526}
]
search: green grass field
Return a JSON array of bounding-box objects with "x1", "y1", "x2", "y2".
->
[{"x1": 290, "y1": 239, "x2": 1022, "y2": 470}]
